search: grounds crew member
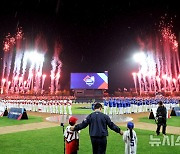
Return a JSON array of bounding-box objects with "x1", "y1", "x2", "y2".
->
[
  {"x1": 71, "y1": 102, "x2": 123, "y2": 154},
  {"x1": 156, "y1": 101, "x2": 167, "y2": 135}
]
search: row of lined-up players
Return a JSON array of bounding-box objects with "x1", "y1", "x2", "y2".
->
[
  {"x1": 103, "y1": 97, "x2": 179, "y2": 115},
  {"x1": 0, "y1": 99, "x2": 73, "y2": 115}
]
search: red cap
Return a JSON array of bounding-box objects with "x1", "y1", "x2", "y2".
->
[{"x1": 69, "y1": 116, "x2": 78, "y2": 125}]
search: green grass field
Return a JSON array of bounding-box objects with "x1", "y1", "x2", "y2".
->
[
  {"x1": 0, "y1": 104, "x2": 179, "y2": 154},
  {"x1": 139, "y1": 116, "x2": 180, "y2": 127},
  {"x1": 0, "y1": 116, "x2": 43, "y2": 127},
  {"x1": 71, "y1": 103, "x2": 94, "y2": 114},
  {"x1": 0, "y1": 126, "x2": 179, "y2": 154}
]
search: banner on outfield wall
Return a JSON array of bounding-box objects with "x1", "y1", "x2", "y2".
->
[
  {"x1": 71, "y1": 72, "x2": 108, "y2": 89},
  {"x1": 8, "y1": 108, "x2": 28, "y2": 120},
  {"x1": 170, "y1": 107, "x2": 180, "y2": 116}
]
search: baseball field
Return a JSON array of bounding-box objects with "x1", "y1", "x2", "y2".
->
[{"x1": 0, "y1": 104, "x2": 179, "y2": 154}]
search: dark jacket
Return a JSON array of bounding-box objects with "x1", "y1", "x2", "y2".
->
[
  {"x1": 156, "y1": 105, "x2": 167, "y2": 119},
  {"x1": 74, "y1": 111, "x2": 120, "y2": 137}
]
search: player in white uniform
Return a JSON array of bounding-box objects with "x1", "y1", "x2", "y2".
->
[
  {"x1": 123, "y1": 122, "x2": 137, "y2": 154},
  {"x1": 67, "y1": 99, "x2": 72, "y2": 115},
  {"x1": 63, "y1": 99, "x2": 67, "y2": 115},
  {"x1": 56, "y1": 101, "x2": 59, "y2": 114},
  {"x1": 52, "y1": 102, "x2": 56, "y2": 113},
  {"x1": 50, "y1": 102, "x2": 53, "y2": 114},
  {"x1": 59, "y1": 100, "x2": 63, "y2": 114}
]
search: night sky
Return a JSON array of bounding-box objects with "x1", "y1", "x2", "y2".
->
[{"x1": 0, "y1": 0, "x2": 180, "y2": 93}]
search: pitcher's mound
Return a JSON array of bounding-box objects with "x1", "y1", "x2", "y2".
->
[{"x1": 46, "y1": 114, "x2": 133, "y2": 124}]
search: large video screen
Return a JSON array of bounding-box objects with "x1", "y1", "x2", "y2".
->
[{"x1": 71, "y1": 72, "x2": 108, "y2": 89}]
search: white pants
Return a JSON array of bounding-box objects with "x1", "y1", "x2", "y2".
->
[
  {"x1": 68, "y1": 105, "x2": 72, "y2": 115},
  {"x1": 137, "y1": 106, "x2": 140, "y2": 112},
  {"x1": 56, "y1": 106, "x2": 59, "y2": 114},
  {"x1": 42, "y1": 105, "x2": 46, "y2": 112},
  {"x1": 64, "y1": 105, "x2": 67, "y2": 115},
  {"x1": 50, "y1": 106, "x2": 53, "y2": 113},
  {"x1": 59, "y1": 105, "x2": 63, "y2": 114},
  {"x1": 113, "y1": 107, "x2": 116, "y2": 115},
  {"x1": 127, "y1": 106, "x2": 131, "y2": 113},
  {"x1": 147, "y1": 104, "x2": 150, "y2": 111},
  {"x1": 109, "y1": 107, "x2": 113, "y2": 115},
  {"x1": 123, "y1": 107, "x2": 126, "y2": 114},
  {"x1": 144, "y1": 104, "x2": 147, "y2": 112},
  {"x1": 119, "y1": 107, "x2": 123, "y2": 114},
  {"x1": 104, "y1": 106, "x2": 108, "y2": 114}
]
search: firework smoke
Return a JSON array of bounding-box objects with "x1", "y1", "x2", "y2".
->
[
  {"x1": 1, "y1": 28, "x2": 62, "y2": 94},
  {"x1": 133, "y1": 15, "x2": 180, "y2": 94},
  {"x1": 50, "y1": 41, "x2": 62, "y2": 94}
]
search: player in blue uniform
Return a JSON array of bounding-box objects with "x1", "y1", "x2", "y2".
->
[
  {"x1": 122, "y1": 99, "x2": 127, "y2": 114},
  {"x1": 113, "y1": 98, "x2": 117, "y2": 115},
  {"x1": 103, "y1": 98, "x2": 108, "y2": 115},
  {"x1": 116, "y1": 98, "x2": 120, "y2": 114},
  {"x1": 109, "y1": 98, "x2": 113, "y2": 115},
  {"x1": 119, "y1": 99, "x2": 123, "y2": 114},
  {"x1": 127, "y1": 99, "x2": 131, "y2": 114}
]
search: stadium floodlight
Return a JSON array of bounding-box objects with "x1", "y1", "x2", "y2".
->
[
  {"x1": 27, "y1": 50, "x2": 44, "y2": 64},
  {"x1": 133, "y1": 52, "x2": 146, "y2": 63},
  {"x1": 132, "y1": 72, "x2": 136, "y2": 76}
]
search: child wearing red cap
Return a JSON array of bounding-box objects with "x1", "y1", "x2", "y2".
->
[{"x1": 64, "y1": 116, "x2": 80, "y2": 154}]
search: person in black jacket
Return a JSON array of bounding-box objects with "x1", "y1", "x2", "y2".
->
[
  {"x1": 70, "y1": 102, "x2": 123, "y2": 154},
  {"x1": 156, "y1": 101, "x2": 167, "y2": 135}
]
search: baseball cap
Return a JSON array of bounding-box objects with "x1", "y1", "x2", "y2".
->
[
  {"x1": 127, "y1": 122, "x2": 134, "y2": 129},
  {"x1": 69, "y1": 116, "x2": 78, "y2": 125}
]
